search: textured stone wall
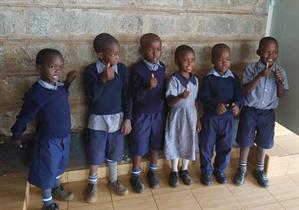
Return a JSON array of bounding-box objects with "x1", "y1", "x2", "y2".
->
[{"x1": 0, "y1": 0, "x2": 268, "y2": 136}]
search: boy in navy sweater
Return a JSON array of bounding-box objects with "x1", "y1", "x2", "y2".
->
[
  {"x1": 129, "y1": 33, "x2": 166, "y2": 193},
  {"x1": 84, "y1": 33, "x2": 132, "y2": 202},
  {"x1": 11, "y1": 48, "x2": 77, "y2": 210},
  {"x1": 199, "y1": 43, "x2": 243, "y2": 185},
  {"x1": 233, "y1": 37, "x2": 289, "y2": 187}
]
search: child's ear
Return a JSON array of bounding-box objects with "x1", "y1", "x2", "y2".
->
[
  {"x1": 256, "y1": 49, "x2": 260, "y2": 56},
  {"x1": 36, "y1": 65, "x2": 42, "y2": 73},
  {"x1": 138, "y1": 46, "x2": 143, "y2": 56}
]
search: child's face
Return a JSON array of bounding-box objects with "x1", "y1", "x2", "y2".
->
[
  {"x1": 142, "y1": 40, "x2": 162, "y2": 63},
  {"x1": 213, "y1": 49, "x2": 231, "y2": 73},
  {"x1": 38, "y1": 55, "x2": 64, "y2": 84},
  {"x1": 258, "y1": 41, "x2": 278, "y2": 67},
  {"x1": 98, "y1": 42, "x2": 120, "y2": 66},
  {"x1": 176, "y1": 51, "x2": 195, "y2": 73}
]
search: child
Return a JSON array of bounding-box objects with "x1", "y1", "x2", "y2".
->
[
  {"x1": 199, "y1": 43, "x2": 243, "y2": 185},
  {"x1": 11, "y1": 48, "x2": 77, "y2": 210},
  {"x1": 164, "y1": 45, "x2": 201, "y2": 187},
  {"x1": 129, "y1": 33, "x2": 166, "y2": 193},
  {"x1": 233, "y1": 37, "x2": 289, "y2": 187},
  {"x1": 84, "y1": 33, "x2": 132, "y2": 202}
]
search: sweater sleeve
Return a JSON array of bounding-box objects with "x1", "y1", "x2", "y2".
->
[
  {"x1": 130, "y1": 68, "x2": 151, "y2": 102},
  {"x1": 199, "y1": 76, "x2": 218, "y2": 111},
  {"x1": 84, "y1": 65, "x2": 107, "y2": 102},
  {"x1": 233, "y1": 74, "x2": 244, "y2": 108},
  {"x1": 121, "y1": 65, "x2": 132, "y2": 119},
  {"x1": 11, "y1": 95, "x2": 41, "y2": 140}
]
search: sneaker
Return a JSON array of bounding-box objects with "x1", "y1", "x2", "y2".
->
[
  {"x1": 41, "y1": 203, "x2": 59, "y2": 210},
  {"x1": 200, "y1": 173, "x2": 212, "y2": 186},
  {"x1": 84, "y1": 183, "x2": 97, "y2": 203},
  {"x1": 252, "y1": 169, "x2": 270, "y2": 187},
  {"x1": 169, "y1": 171, "x2": 179, "y2": 187},
  {"x1": 130, "y1": 174, "x2": 145, "y2": 193},
  {"x1": 233, "y1": 167, "x2": 247, "y2": 186},
  {"x1": 108, "y1": 180, "x2": 129, "y2": 196},
  {"x1": 52, "y1": 185, "x2": 74, "y2": 201},
  {"x1": 214, "y1": 172, "x2": 228, "y2": 184},
  {"x1": 179, "y1": 170, "x2": 193, "y2": 185},
  {"x1": 147, "y1": 170, "x2": 160, "y2": 189}
]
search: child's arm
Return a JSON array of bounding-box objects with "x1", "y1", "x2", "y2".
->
[
  {"x1": 232, "y1": 74, "x2": 244, "y2": 117},
  {"x1": 167, "y1": 89, "x2": 189, "y2": 107},
  {"x1": 121, "y1": 64, "x2": 132, "y2": 135},
  {"x1": 11, "y1": 96, "x2": 41, "y2": 142},
  {"x1": 65, "y1": 70, "x2": 77, "y2": 89},
  {"x1": 199, "y1": 76, "x2": 218, "y2": 112},
  {"x1": 244, "y1": 63, "x2": 271, "y2": 95},
  {"x1": 274, "y1": 66, "x2": 285, "y2": 98},
  {"x1": 195, "y1": 100, "x2": 202, "y2": 132}
]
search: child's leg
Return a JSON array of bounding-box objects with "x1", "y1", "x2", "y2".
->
[
  {"x1": 179, "y1": 159, "x2": 193, "y2": 185},
  {"x1": 52, "y1": 175, "x2": 74, "y2": 201},
  {"x1": 169, "y1": 158, "x2": 179, "y2": 187},
  {"x1": 84, "y1": 165, "x2": 98, "y2": 203},
  {"x1": 130, "y1": 156, "x2": 144, "y2": 193},
  {"x1": 42, "y1": 188, "x2": 54, "y2": 207},
  {"x1": 252, "y1": 146, "x2": 269, "y2": 187},
  {"x1": 147, "y1": 150, "x2": 160, "y2": 188}
]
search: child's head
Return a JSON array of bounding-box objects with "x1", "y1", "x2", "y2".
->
[
  {"x1": 257, "y1": 36, "x2": 278, "y2": 66},
  {"x1": 140, "y1": 33, "x2": 162, "y2": 63},
  {"x1": 36, "y1": 48, "x2": 64, "y2": 85},
  {"x1": 211, "y1": 43, "x2": 231, "y2": 73},
  {"x1": 93, "y1": 33, "x2": 120, "y2": 66},
  {"x1": 175, "y1": 45, "x2": 195, "y2": 73}
]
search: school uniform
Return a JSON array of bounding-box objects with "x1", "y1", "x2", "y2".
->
[
  {"x1": 236, "y1": 61, "x2": 289, "y2": 149},
  {"x1": 84, "y1": 60, "x2": 132, "y2": 165},
  {"x1": 129, "y1": 60, "x2": 166, "y2": 156},
  {"x1": 199, "y1": 68, "x2": 243, "y2": 175},
  {"x1": 11, "y1": 80, "x2": 71, "y2": 189},
  {"x1": 164, "y1": 72, "x2": 199, "y2": 161}
]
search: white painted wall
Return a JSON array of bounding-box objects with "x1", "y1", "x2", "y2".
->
[{"x1": 271, "y1": 0, "x2": 299, "y2": 134}]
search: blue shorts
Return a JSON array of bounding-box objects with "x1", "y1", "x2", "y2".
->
[
  {"x1": 86, "y1": 129, "x2": 124, "y2": 165},
  {"x1": 199, "y1": 114, "x2": 234, "y2": 174},
  {"x1": 129, "y1": 112, "x2": 165, "y2": 156},
  {"x1": 28, "y1": 135, "x2": 71, "y2": 189},
  {"x1": 236, "y1": 106, "x2": 275, "y2": 149}
]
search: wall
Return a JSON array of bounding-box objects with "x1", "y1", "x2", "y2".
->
[
  {"x1": 271, "y1": 0, "x2": 299, "y2": 134},
  {"x1": 0, "y1": 0, "x2": 268, "y2": 136}
]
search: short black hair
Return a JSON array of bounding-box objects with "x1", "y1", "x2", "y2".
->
[
  {"x1": 36, "y1": 48, "x2": 63, "y2": 67},
  {"x1": 93, "y1": 33, "x2": 119, "y2": 53},
  {"x1": 211, "y1": 43, "x2": 230, "y2": 63},
  {"x1": 140, "y1": 33, "x2": 161, "y2": 49},
  {"x1": 258, "y1": 36, "x2": 278, "y2": 51},
  {"x1": 175, "y1": 45, "x2": 195, "y2": 61}
]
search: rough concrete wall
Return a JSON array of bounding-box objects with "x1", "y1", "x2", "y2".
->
[{"x1": 0, "y1": 0, "x2": 268, "y2": 136}]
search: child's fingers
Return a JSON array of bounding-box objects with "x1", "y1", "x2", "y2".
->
[
  {"x1": 151, "y1": 73, "x2": 155, "y2": 78},
  {"x1": 107, "y1": 62, "x2": 110, "y2": 69},
  {"x1": 266, "y1": 62, "x2": 269, "y2": 69}
]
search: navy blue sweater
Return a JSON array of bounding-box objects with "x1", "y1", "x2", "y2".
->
[
  {"x1": 11, "y1": 83, "x2": 71, "y2": 140},
  {"x1": 130, "y1": 60, "x2": 166, "y2": 113},
  {"x1": 84, "y1": 63, "x2": 132, "y2": 119},
  {"x1": 199, "y1": 72, "x2": 243, "y2": 116}
]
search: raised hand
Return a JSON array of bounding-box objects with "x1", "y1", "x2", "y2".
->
[
  {"x1": 180, "y1": 85, "x2": 190, "y2": 99},
  {"x1": 65, "y1": 70, "x2": 77, "y2": 87},
  {"x1": 149, "y1": 73, "x2": 158, "y2": 89},
  {"x1": 102, "y1": 62, "x2": 115, "y2": 82},
  {"x1": 274, "y1": 66, "x2": 284, "y2": 84},
  {"x1": 260, "y1": 62, "x2": 272, "y2": 78}
]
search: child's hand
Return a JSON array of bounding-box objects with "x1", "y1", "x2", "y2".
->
[
  {"x1": 66, "y1": 70, "x2": 77, "y2": 86},
  {"x1": 121, "y1": 119, "x2": 132, "y2": 135},
  {"x1": 180, "y1": 86, "x2": 190, "y2": 99},
  {"x1": 216, "y1": 103, "x2": 227, "y2": 115},
  {"x1": 102, "y1": 63, "x2": 115, "y2": 82},
  {"x1": 260, "y1": 62, "x2": 272, "y2": 78},
  {"x1": 274, "y1": 66, "x2": 284, "y2": 84},
  {"x1": 196, "y1": 118, "x2": 202, "y2": 132},
  {"x1": 149, "y1": 73, "x2": 158, "y2": 89},
  {"x1": 231, "y1": 102, "x2": 239, "y2": 117}
]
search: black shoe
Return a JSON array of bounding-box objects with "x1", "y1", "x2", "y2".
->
[
  {"x1": 252, "y1": 169, "x2": 270, "y2": 188},
  {"x1": 169, "y1": 171, "x2": 179, "y2": 187},
  {"x1": 213, "y1": 172, "x2": 228, "y2": 184},
  {"x1": 147, "y1": 170, "x2": 160, "y2": 189},
  {"x1": 179, "y1": 170, "x2": 193, "y2": 185},
  {"x1": 233, "y1": 167, "x2": 247, "y2": 186},
  {"x1": 200, "y1": 173, "x2": 212, "y2": 186},
  {"x1": 130, "y1": 174, "x2": 145, "y2": 193},
  {"x1": 42, "y1": 203, "x2": 59, "y2": 210}
]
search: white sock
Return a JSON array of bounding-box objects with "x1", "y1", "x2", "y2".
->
[{"x1": 171, "y1": 158, "x2": 179, "y2": 172}]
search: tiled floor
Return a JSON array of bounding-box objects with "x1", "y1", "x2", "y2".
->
[{"x1": 27, "y1": 163, "x2": 299, "y2": 210}]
